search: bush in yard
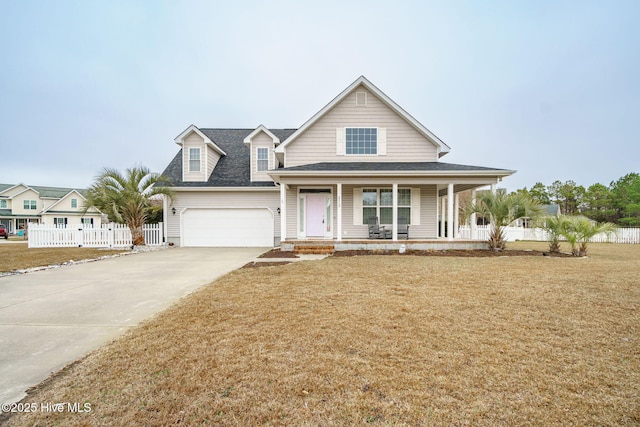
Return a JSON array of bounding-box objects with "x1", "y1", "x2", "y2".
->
[
  {"x1": 557, "y1": 216, "x2": 616, "y2": 257},
  {"x1": 85, "y1": 166, "x2": 174, "y2": 245},
  {"x1": 538, "y1": 215, "x2": 567, "y2": 253}
]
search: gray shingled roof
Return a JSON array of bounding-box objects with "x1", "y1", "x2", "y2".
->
[
  {"x1": 276, "y1": 162, "x2": 512, "y2": 173},
  {"x1": 0, "y1": 184, "x2": 85, "y2": 198},
  {"x1": 161, "y1": 128, "x2": 296, "y2": 187}
]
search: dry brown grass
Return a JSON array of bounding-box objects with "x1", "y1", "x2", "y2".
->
[
  {"x1": 0, "y1": 243, "x2": 128, "y2": 273},
  {"x1": 4, "y1": 242, "x2": 640, "y2": 426}
]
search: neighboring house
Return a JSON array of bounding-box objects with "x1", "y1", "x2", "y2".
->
[
  {"x1": 513, "y1": 204, "x2": 561, "y2": 228},
  {"x1": 161, "y1": 76, "x2": 515, "y2": 247},
  {"x1": 0, "y1": 183, "x2": 103, "y2": 233}
]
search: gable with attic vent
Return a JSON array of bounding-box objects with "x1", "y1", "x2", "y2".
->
[{"x1": 282, "y1": 86, "x2": 440, "y2": 167}]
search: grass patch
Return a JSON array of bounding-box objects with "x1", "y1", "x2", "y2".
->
[
  {"x1": 4, "y1": 243, "x2": 640, "y2": 426},
  {"x1": 0, "y1": 243, "x2": 128, "y2": 273}
]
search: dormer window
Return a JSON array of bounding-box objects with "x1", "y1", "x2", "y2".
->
[
  {"x1": 346, "y1": 128, "x2": 377, "y2": 155},
  {"x1": 189, "y1": 147, "x2": 201, "y2": 172},
  {"x1": 257, "y1": 147, "x2": 269, "y2": 172}
]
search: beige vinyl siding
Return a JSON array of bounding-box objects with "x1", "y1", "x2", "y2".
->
[
  {"x1": 41, "y1": 198, "x2": 58, "y2": 210},
  {"x1": 12, "y1": 189, "x2": 41, "y2": 215},
  {"x1": 167, "y1": 190, "x2": 280, "y2": 245},
  {"x1": 206, "y1": 145, "x2": 221, "y2": 179},
  {"x1": 285, "y1": 185, "x2": 298, "y2": 239},
  {"x1": 46, "y1": 193, "x2": 82, "y2": 212},
  {"x1": 340, "y1": 185, "x2": 438, "y2": 239},
  {"x1": 0, "y1": 184, "x2": 27, "y2": 197},
  {"x1": 285, "y1": 86, "x2": 439, "y2": 167},
  {"x1": 250, "y1": 132, "x2": 275, "y2": 182},
  {"x1": 182, "y1": 132, "x2": 207, "y2": 182}
]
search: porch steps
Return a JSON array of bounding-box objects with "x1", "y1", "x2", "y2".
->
[{"x1": 293, "y1": 244, "x2": 335, "y2": 255}]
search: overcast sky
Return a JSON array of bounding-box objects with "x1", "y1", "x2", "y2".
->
[{"x1": 1, "y1": 0, "x2": 638, "y2": 191}]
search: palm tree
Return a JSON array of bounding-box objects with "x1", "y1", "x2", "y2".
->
[
  {"x1": 468, "y1": 190, "x2": 541, "y2": 251},
  {"x1": 558, "y1": 216, "x2": 616, "y2": 257},
  {"x1": 85, "y1": 166, "x2": 174, "y2": 246},
  {"x1": 538, "y1": 215, "x2": 567, "y2": 253}
]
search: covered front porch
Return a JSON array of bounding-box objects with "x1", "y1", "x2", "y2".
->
[{"x1": 269, "y1": 162, "x2": 514, "y2": 252}]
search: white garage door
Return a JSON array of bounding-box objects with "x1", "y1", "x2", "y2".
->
[{"x1": 182, "y1": 208, "x2": 274, "y2": 247}]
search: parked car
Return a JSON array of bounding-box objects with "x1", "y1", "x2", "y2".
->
[{"x1": 0, "y1": 224, "x2": 8, "y2": 239}]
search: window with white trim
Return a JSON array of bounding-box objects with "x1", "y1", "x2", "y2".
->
[
  {"x1": 23, "y1": 200, "x2": 37, "y2": 210},
  {"x1": 81, "y1": 218, "x2": 94, "y2": 226},
  {"x1": 188, "y1": 147, "x2": 201, "y2": 172},
  {"x1": 362, "y1": 188, "x2": 411, "y2": 225},
  {"x1": 257, "y1": 147, "x2": 269, "y2": 172},
  {"x1": 346, "y1": 128, "x2": 377, "y2": 155},
  {"x1": 54, "y1": 217, "x2": 68, "y2": 226},
  {"x1": 71, "y1": 198, "x2": 78, "y2": 208},
  {"x1": 0, "y1": 200, "x2": 6, "y2": 208}
]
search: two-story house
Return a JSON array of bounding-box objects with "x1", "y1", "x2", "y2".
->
[
  {"x1": 161, "y1": 76, "x2": 514, "y2": 249},
  {"x1": 0, "y1": 183, "x2": 103, "y2": 233}
]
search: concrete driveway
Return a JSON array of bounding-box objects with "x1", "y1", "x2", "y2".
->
[{"x1": 0, "y1": 247, "x2": 265, "y2": 404}]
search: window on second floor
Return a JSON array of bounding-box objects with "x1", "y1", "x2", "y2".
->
[
  {"x1": 189, "y1": 147, "x2": 201, "y2": 172},
  {"x1": 23, "y1": 200, "x2": 37, "y2": 210},
  {"x1": 71, "y1": 198, "x2": 78, "y2": 208},
  {"x1": 256, "y1": 147, "x2": 269, "y2": 172},
  {"x1": 0, "y1": 200, "x2": 6, "y2": 208},
  {"x1": 346, "y1": 128, "x2": 377, "y2": 155}
]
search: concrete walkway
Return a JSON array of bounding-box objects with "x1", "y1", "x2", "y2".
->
[{"x1": 0, "y1": 247, "x2": 265, "y2": 404}]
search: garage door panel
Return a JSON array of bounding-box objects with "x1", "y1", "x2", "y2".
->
[{"x1": 183, "y1": 208, "x2": 273, "y2": 247}]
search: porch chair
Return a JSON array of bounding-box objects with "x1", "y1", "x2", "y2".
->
[
  {"x1": 368, "y1": 216, "x2": 386, "y2": 239},
  {"x1": 397, "y1": 218, "x2": 410, "y2": 240}
]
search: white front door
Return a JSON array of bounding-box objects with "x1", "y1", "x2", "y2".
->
[{"x1": 305, "y1": 194, "x2": 325, "y2": 237}]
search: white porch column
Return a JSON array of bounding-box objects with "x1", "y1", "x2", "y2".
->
[
  {"x1": 491, "y1": 183, "x2": 497, "y2": 194},
  {"x1": 280, "y1": 183, "x2": 286, "y2": 242},
  {"x1": 336, "y1": 183, "x2": 342, "y2": 242},
  {"x1": 435, "y1": 189, "x2": 439, "y2": 238},
  {"x1": 447, "y1": 183, "x2": 454, "y2": 240},
  {"x1": 440, "y1": 196, "x2": 446, "y2": 238},
  {"x1": 470, "y1": 189, "x2": 477, "y2": 240},
  {"x1": 454, "y1": 194, "x2": 460, "y2": 239},
  {"x1": 392, "y1": 183, "x2": 398, "y2": 241}
]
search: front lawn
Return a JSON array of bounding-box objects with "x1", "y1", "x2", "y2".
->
[
  {"x1": 4, "y1": 243, "x2": 639, "y2": 426},
  {"x1": 0, "y1": 243, "x2": 128, "y2": 273}
]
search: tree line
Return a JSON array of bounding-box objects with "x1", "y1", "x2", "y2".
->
[{"x1": 512, "y1": 172, "x2": 640, "y2": 226}]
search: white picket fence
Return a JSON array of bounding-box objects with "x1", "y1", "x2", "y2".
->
[
  {"x1": 28, "y1": 223, "x2": 164, "y2": 248},
  {"x1": 458, "y1": 225, "x2": 640, "y2": 244}
]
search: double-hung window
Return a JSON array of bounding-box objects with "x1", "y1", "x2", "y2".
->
[
  {"x1": 54, "y1": 217, "x2": 68, "y2": 226},
  {"x1": 71, "y1": 198, "x2": 78, "y2": 208},
  {"x1": 362, "y1": 188, "x2": 411, "y2": 225},
  {"x1": 346, "y1": 128, "x2": 377, "y2": 155},
  {"x1": 0, "y1": 200, "x2": 6, "y2": 208},
  {"x1": 256, "y1": 147, "x2": 269, "y2": 172},
  {"x1": 24, "y1": 200, "x2": 37, "y2": 210},
  {"x1": 188, "y1": 147, "x2": 201, "y2": 172}
]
